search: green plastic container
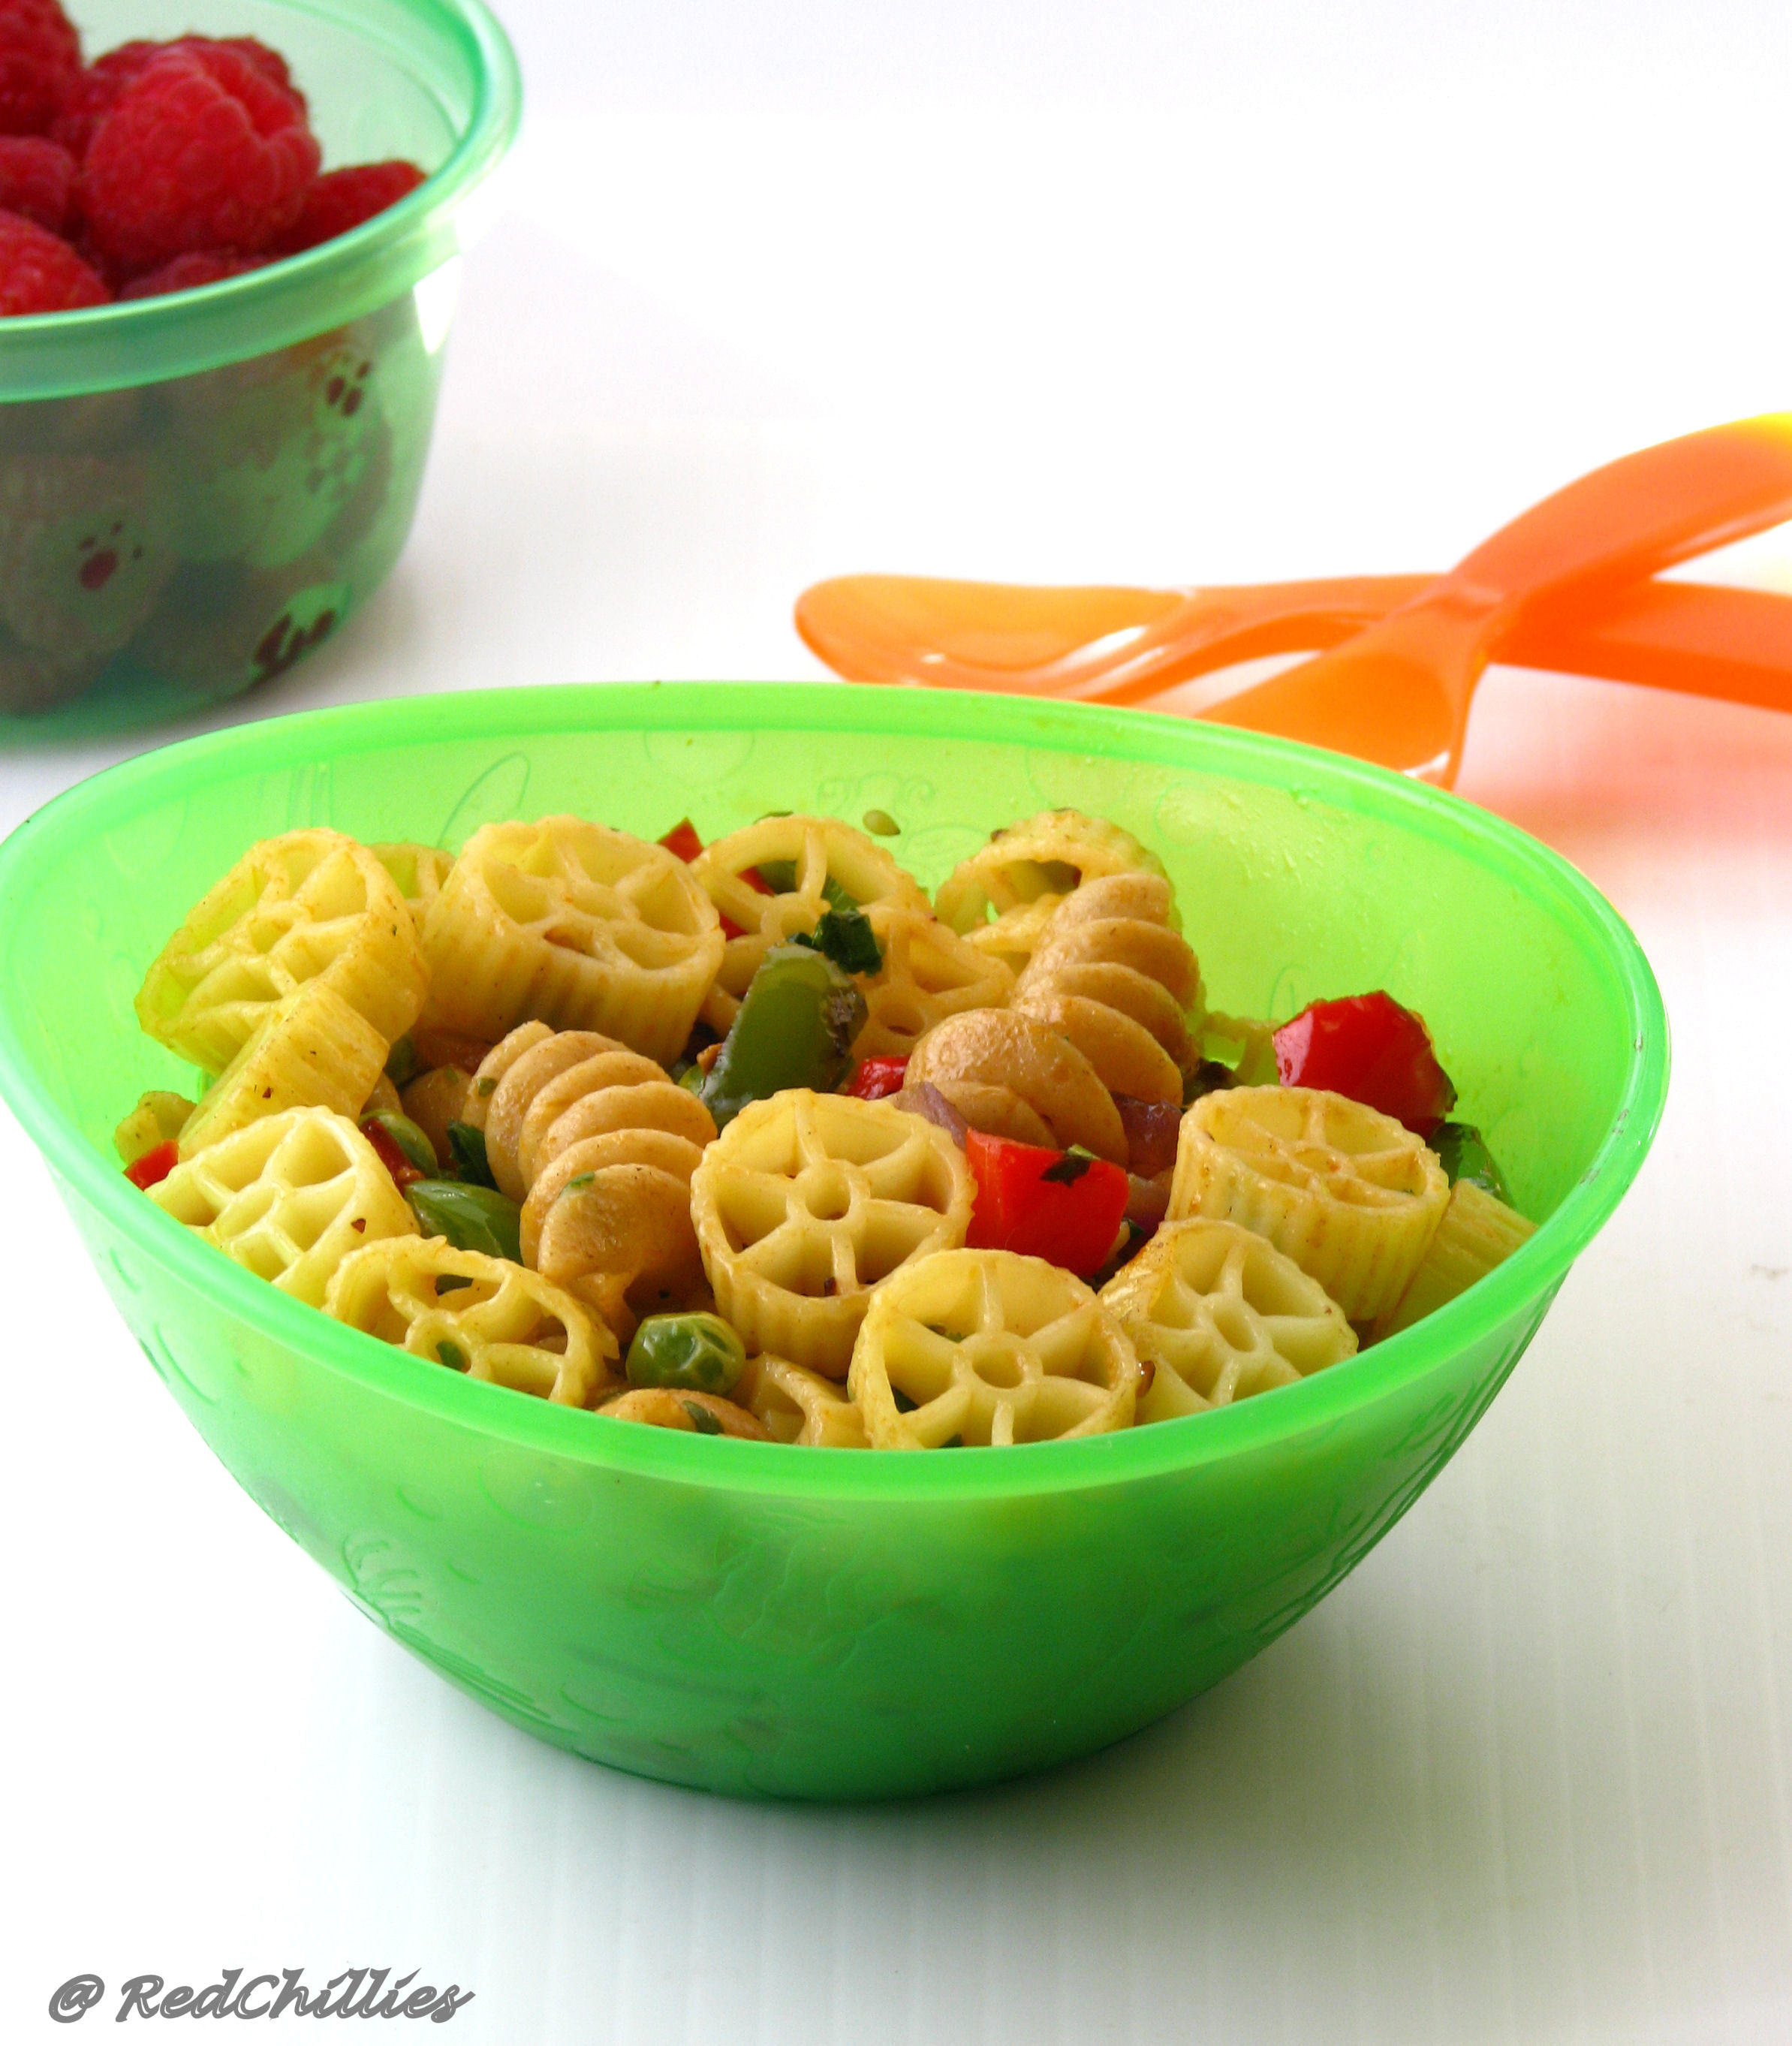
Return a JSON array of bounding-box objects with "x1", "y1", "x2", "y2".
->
[
  {"x1": 0, "y1": 0, "x2": 520, "y2": 734},
  {"x1": 0, "y1": 683, "x2": 1669, "y2": 1800}
]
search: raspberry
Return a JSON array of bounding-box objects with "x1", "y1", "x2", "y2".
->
[
  {"x1": 274, "y1": 159, "x2": 424, "y2": 256},
  {"x1": 0, "y1": 204, "x2": 103, "y2": 311},
  {"x1": 52, "y1": 35, "x2": 302, "y2": 158},
  {"x1": 0, "y1": 0, "x2": 80, "y2": 137},
  {"x1": 0, "y1": 131, "x2": 70, "y2": 230},
  {"x1": 119, "y1": 248, "x2": 264, "y2": 299},
  {"x1": 78, "y1": 44, "x2": 319, "y2": 273}
]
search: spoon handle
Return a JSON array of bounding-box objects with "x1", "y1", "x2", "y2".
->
[{"x1": 1417, "y1": 412, "x2": 1792, "y2": 630}]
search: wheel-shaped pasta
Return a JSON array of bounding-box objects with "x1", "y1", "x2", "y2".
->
[
  {"x1": 176, "y1": 979, "x2": 388, "y2": 1159},
  {"x1": 690, "y1": 1090, "x2": 972, "y2": 1378},
  {"x1": 1170, "y1": 1085, "x2": 1449, "y2": 1323},
  {"x1": 325, "y1": 1235, "x2": 616, "y2": 1406},
  {"x1": 905, "y1": 1008, "x2": 1127, "y2": 1162},
  {"x1": 1013, "y1": 872, "x2": 1202, "y2": 1103},
  {"x1": 419, "y1": 817, "x2": 723, "y2": 1065},
  {"x1": 372, "y1": 841, "x2": 453, "y2": 933},
  {"x1": 851, "y1": 905, "x2": 1016, "y2": 1060},
  {"x1": 1099, "y1": 1218, "x2": 1357, "y2": 1422},
  {"x1": 735, "y1": 1352, "x2": 869, "y2": 1447},
  {"x1": 934, "y1": 809, "x2": 1170, "y2": 975},
  {"x1": 689, "y1": 814, "x2": 930, "y2": 1034},
  {"x1": 1370, "y1": 1180, "x2": 1537, "y2": 1341},
  {"x1": 135, "y1": 827, "x2": 427, "y2": 1071},
  {"x1": 150, "y1": 1107, "x2": 414, "y2": 1306},
  {"x1": 113, "y1": 1089, "x2": 194, "y2": 1166},
  {"x1": 849, "y1": 1248, "x2": 1141, "y2": 1447}
]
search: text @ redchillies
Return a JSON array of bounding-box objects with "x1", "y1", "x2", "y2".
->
[{"x1": 47, "y1": 1969, "x2": 474, "y2": 2023}]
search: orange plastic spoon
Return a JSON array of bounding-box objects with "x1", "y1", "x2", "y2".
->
[
  {"x1": 797, "y1": 570, "x2": 1792, "y2": 718},
  {"x1": 1206, "y1": 413, "x2": 1792, "y2": 780},
  {"x1": 797, "y1": 412, "x2": 1792, "y2": 784}
]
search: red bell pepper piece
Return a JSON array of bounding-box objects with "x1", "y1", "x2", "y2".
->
[
  {"x1": 658, "y1": 818, "x2": 704, "y2": 863},
  {"x1": 846, "y1": 1054, "x2": 908, "y2": 1101},
  {"x1": 360, "y1": 1117, "x2": 424, "y2": 1190},
  {"x1": 124, "y1": 1139, "x2": 179, "y2": 1190},
  {"x1": 964, "y1": 1130, "x2": 1129, "y2": 1278},
  {"x1": 1272, "y1": 990, "x2": 1457, "y2": 1138}
]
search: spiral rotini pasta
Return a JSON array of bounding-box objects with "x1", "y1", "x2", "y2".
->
[
  {"x1": 151, "y1": 1106, "x2": 414, "y2": 1306},
  {"x1": 689, "y1": 814, "x2": 931, "y2": 1033},
  {"x1": 691, "y1": 1089, "x2": 973, "y2": 1376},
  {"x1": 136, "y1": 827, "x2": 427, "y2": 1071},
  {"x1": 848, "y1": 1247, "x2": 1142, "y2": 1447},
  {"x1": 469, "y1": 1024, "x2": 717, "y2": 1339},
  {"x1": 176, "y1": 978, "x2": 388, "y2": 1159},
  {"x1": 420, "y1": 817, "x2": 722, "y2": 1064},
  {"x1": 1371, "y1": 1180, "x2": 1537, "y2": 1340},
  {"x1": 599, "y1": 1388, "x2": 770, "y2": 1437},
  {"x1": 1013, "y1": 872, "x2": 1202, "y2": 1104},
  {"x1": 1099, "y1": 1218, "x2": 1357, "y2": 1421},
  {"x1": 326, "y1": 1235, "x2": 616, "y2": 1406},
  {"x1": 1170, "y1": 1085, "x2": 1449, "y2": 1322},
  {"x1": 935, "y1": 809, "x2": 1170, "y2": 976},
  {"x1": 905, "y1": 1008, "x2": 1127, "y2": 1162}
]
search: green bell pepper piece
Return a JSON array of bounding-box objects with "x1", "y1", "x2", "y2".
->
[
  {"x1": 363, "y1": 1109, "x2": 438, "y2": 1174},
  {"x1": 701, "y1": 944, "x2": 868, "y2": 1128},
  {"x1": 445, "y1": 1119, "x2": 496, "y2": 1189},
  {"x1": 408, "y1": 1180, "x2": 523, "y2": 1264},
  {"x1": 1430, "y1": 1121, "x2": 1513, "y2": 1204}
]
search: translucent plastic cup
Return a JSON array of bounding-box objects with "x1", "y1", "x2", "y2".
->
[
  {"x1": 0, "y1": 685, "x2": 1670, "y2": 1799},
  {"x1": 0, "y1": 0, "x2": 520, "y2": 735}
]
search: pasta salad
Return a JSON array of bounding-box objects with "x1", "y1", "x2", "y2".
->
[{"x1": 113, "y1": 805, "x2": 1536, "y2": 1448}]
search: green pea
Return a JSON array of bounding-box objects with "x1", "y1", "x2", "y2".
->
[
  {"x1": 1430, "y1": 1121, "x2": 1513, "y2": 1204},
  {"x1": 408, "y1": 1180, "x2": 523, "y2": 1264},
  {"x1": 363, "y1": 1109, "x2": 438, "y2": 1174},
  {"x1": 384, "y1": 1035, "x2": 420, "y2": 1089},
  {"x1": 437, "y1": 1339, "x2": 469, "y2": 1373},
  {"x1": 700, "y1": 944, "x2": 868, "y2": 1129},
  {"x1": 625, "y1": 1312, "x2": 748, "y2": 1396}
]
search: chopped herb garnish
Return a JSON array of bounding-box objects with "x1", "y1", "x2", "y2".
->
[
  {"x1": 793, "y1": 905, "x2": 883, "y2": 975},
  {"x1": 682, "y1": 1399, "x2": 725, "y2": 1436},
  {"x1": 438, "y1": 1340, "x2": 468, "y2": 1372},
  {"x1": 1040, "y1": 1149, "x2": 1098, "y2": 1186}
]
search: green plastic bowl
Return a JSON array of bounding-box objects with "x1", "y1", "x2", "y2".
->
[
  {"x1": 0, "y1": 683, "x2": 1668, "y2": 1800},
  {"x1": 0, "y1": 0, "x2": 520, "y2": 734}
]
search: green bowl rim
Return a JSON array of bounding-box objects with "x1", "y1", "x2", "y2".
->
[
  {"x1": 0, "y1": 680, "x2": 1670, "y2": 1500},
  {"x1": 0, "y1": 0, "x2": 521, "y2": 399}
]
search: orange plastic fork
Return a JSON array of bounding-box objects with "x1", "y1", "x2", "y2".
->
[{"x1": 796, "y1": 414, "x2": 1792, "y2": 785}]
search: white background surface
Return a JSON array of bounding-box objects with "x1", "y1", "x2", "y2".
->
[{"x1": 5, "y1": 2, "x2": 1791, "y2": 2039}]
